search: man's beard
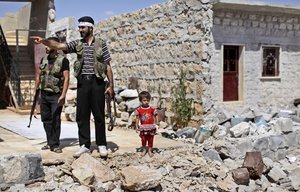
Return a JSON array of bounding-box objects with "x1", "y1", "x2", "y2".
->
[
  {"x1": 46, "y1": 49, "x2": 55, "y2": 55},
  {"x1": 80, "y1": 29, "x2": 91, "y2": 38}
]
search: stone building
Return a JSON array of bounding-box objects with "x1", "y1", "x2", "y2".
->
[
  {"x1": 49, "y1": 0, "x2": 300, "y2": 126},
  {"x1": 210, "y1": 0, "x2": 300, "y2": 121}
]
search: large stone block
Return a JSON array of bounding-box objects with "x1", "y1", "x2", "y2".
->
[
  {"x1": 232, "y1": 168, "x2": 250, "y2": 185},
  {"x1": 0, "y1": 153, "x2": 45, "y2": 188},
  {"x1": 229, "y1": 122, "x2": 250, "y2": 138},
  {"x1": 214, "y1": 139, "x2": 243, "y2": 160},
  {"x1": 71, "y1": 153, "x2": 116, "y2": 182},
  {"x1": 263, "y1": 148, "x2": 287, "y2": 161},
  {"x1": 253, "y1": 137, "x2": 269, "y2": 151},
  {"x1": 290, "y1": 168, "x2": 300, "y2": 190},
  {"x1": 242, "y1": 151, "x2": 264, "y2": 179},
  {"x1": 284, "y1": 132, "x2": 298, "y2": 146},
  {"x1": 277, "y1": 118, "x2": 293, "y2": 134},
  {"x1": 202, "y1": 149, "x2": 222, "y2": 162},
  {"x1": 121, "y1": 165, "x2": 162, "y2": 191},
  {"x1": 267, "y1": 166, "x2": 287, "y2": 183},
  {"x1": 236, "y1": 140, "x2": 253, "y2": 155},
  {"x1": 269, "y1": 135, "x2": 287, "y2": 151}
]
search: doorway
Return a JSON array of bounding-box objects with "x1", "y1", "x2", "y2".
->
[{"x1": 223, "y1": 45, "x2": 242, "y2": 102}]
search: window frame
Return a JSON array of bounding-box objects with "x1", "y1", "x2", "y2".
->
[{"x1": 260, "y1": 45, "x2": 281, "y2": 79}]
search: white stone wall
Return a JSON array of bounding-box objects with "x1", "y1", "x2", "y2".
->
[
  {"x1": 94, "y1": 0, "x2": 214, "y2": 125},
  {"x1": 210, "y1": 6, "x2": 300, "y2": 114}
]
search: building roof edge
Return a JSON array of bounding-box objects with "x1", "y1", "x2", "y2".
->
[{"x1": 213, "y1": 0, "x2": 300, "y2": 15}]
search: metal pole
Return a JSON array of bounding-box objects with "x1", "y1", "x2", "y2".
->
[{"x1": 16, "y1": 29, "x2": 21, "y2": 106}]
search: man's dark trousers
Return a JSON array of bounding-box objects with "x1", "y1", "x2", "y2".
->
[
  {"x1": 40, "y1": 90, "x2": 62, "y2": 148},
  {"x1": 76, "y1": 75, "x2": 106, "y2": 149}
]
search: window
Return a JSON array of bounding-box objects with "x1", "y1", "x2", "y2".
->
[{"x1": 262, "y1": 46, "x2": 280, "y2": 77}]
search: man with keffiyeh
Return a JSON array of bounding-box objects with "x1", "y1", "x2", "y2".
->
[{"x1": 31, "y1": 16, "x2": 114, "y2": 158}]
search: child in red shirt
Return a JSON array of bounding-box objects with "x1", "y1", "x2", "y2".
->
[{"x1": 134, "y1": 91, "x2": 159, "y2": 157}]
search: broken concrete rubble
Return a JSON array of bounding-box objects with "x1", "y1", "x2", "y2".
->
[
  {"x1": 121, "y1": 165, "x2": 162, "y2": 191},
  {"x1": 71, "y1": 153, "x2": 116, "y2": 183},
  {"x1": 175, "y1": 127, "x2": 197, "y2": 139},
  {"x1": 230, "y1": 122, "x2": 251, "y2": 137},
  {"x1": 2, "y1": 90, "x2": 300, "y2": 191},
  {"x1": 1, "y1": 141, "x2": 300, "y2": 191}
]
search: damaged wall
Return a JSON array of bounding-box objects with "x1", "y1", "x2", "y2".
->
[{"x1": 94, "y1": 0, "x2": 214, "y2": 126}]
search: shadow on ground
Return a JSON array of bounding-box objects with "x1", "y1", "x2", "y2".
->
[
  {"x1": 91, "y1": 141, "x2": 119, "y2": 153},
  {"x1": 136, "y1": 147, "x2": 161, "y2": 153},
  {"x1": 36, "y1": 139, "x2": 120, "y2": 153},
  {"x1": 36, "y1": 138, "x2": 79, "y2": 149}
]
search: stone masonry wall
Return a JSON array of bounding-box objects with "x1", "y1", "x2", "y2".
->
[
  {"x1": 94, "y1": 0, "x2": 214, "y2": 125},
  {"x1": 210, "y1": 7, "x2": 300, "y2": 116}
]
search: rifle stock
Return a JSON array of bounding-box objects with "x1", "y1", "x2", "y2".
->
[
  {"x1": 105, "y1": 82, "x2": 116, "y2": 131},
  {"x1": 27, "y1": 89, "x2": 40, "y2": 128}
]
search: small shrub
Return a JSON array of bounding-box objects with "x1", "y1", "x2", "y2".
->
[{"x1": 172, "y1": 69, "x2": 194, "y2": 128}]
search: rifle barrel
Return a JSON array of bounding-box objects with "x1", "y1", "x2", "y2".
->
[{"x1": 27, "y1": 89, "x2": 40, "y2": 128}]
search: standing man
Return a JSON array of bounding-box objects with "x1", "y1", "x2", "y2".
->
[
  {"x1": 36, "y1": 37, "x2": 70, "y2": 153},
  {"x1": 31, "y1": 16, "x2": 114, "y2": 158}
]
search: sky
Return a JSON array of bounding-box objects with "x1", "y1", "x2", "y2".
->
[{"x1": 0, "y1": 0, "x2": 300, "y2": 23}]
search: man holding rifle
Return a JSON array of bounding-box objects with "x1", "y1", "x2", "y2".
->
[
  {"x1": 31, "y1": 16, "x2": 114, "y2": 158},
  {"x1": 35, "y1": 36, "x2": 70, "y2": 153}
]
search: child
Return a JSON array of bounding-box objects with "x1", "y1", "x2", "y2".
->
[{"x1": 134, "y1": 91, "x2": 159, "y2": 157}]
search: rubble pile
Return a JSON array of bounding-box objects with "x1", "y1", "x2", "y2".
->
[
  {"x1": 1, "y1": 88, "x2": 300, "y2": 191},
  {"x1": 1, "y1": 118, "x2": 299, "y2": 191},
  {"x1": 1, "y1": 144, "x2": 299, "y2": 191}
]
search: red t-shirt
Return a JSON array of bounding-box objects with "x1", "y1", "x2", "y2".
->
[
  {"x1": 134, "y1": 106, "x2": 158, "y2": 135},
  {"x1": 134, "y1": 106, "x2": 157, "y2": 125}
]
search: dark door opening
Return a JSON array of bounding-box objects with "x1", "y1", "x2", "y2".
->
[{"x1": 223, "y1": 45, "x2": 240, "y2": 101}]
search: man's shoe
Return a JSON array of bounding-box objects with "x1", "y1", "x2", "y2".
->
[
  {"x1": 73, "y1": 145, "x2": 90, "y2": 158},
  {"x1": 41, "y1": 145, "x2": 50, "y2": 150},
  {"x1": 98, "y1": 145, "x2": 108, "y2": 157},
  {"x1": 50, "y1": 147, "x2": 62, "y2": 153}
]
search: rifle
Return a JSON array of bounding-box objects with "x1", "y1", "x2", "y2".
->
[
  {"x1": 105, "y1": 82, "x2": 116, "y2": 131},
  {"x1": 27, "y1": 89, "x2": 40, "y2": 128}
]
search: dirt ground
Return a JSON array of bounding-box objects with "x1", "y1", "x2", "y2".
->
[{"x1": 0, "y1": 109, "x2": 184, "y2": 160}]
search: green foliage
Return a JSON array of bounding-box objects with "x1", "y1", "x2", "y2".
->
[
  {"x1": 172, "y1": 69, "x2": 194, "y2": 128},
  {"x1": 157, "y1": 83, "x2": 163, "y2": 109}
]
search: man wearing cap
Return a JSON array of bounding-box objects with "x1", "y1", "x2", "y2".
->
[
  {"x1": 36, "y1": 37, "x2": 70, "y2": 153},
  {"x1": 31, "y1": 16, "x2": 114, "y2": 158}
]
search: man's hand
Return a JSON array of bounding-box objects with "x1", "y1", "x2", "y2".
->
[
  {"x1": 57, "y1": 95, "x2": 66, "y2": 106},
  {"x1": 105, "y1": 86, "x2": 114, "y2": 97},
  {"x1": 30, "y1": 36, "x2": 44, "y2": 44},
  {"x1": 155, "y1": 124, "x2": 160, "y2": 129}
]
